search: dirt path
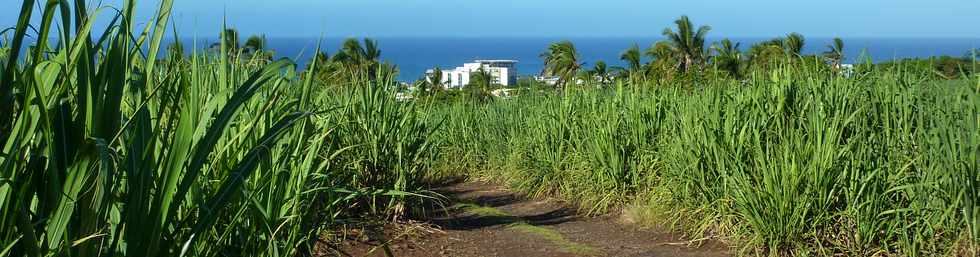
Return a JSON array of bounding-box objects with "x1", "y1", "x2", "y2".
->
[{"x1": 337, "y1": 181, "x2": 730, "y2": 257}]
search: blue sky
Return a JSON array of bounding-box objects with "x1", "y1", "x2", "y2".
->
[{"x1": 2, "y1": 0, "x2": 979, "y2": 38}]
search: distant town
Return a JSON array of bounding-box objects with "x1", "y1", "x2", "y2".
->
[{"x1": 420, "y1": 59, "x2": 564, "y2": 89}]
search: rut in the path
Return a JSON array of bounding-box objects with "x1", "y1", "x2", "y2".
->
[{"x1": 337, "y1": 181, "x2": 730, "y2": 257}]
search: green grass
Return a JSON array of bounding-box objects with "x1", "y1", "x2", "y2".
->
[
  {"x1": 2, "y1": 0, "x2": 979, "y2": 256},
  {"x1": 0, "y1": 1, "x2": 438, "y2": 256},
  {"x1": 435, "y1": 64, "x2": 980, "y2": 256}
]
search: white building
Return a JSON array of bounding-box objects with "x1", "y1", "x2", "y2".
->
[
  {"x1": 427, "y1": 60, "x2": 518, "y2": 89},
  {"x1": 533, "y1": 75, "x2": 560, "y2": 86}
]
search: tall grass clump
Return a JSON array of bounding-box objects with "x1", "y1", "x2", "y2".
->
[
  {"x1": 437, "y1": 85, "x2": 670, "y2": 214},
  {"x1": 0, "y1": 1, "x2": 440, "y2": 256},
  {"x1": 318, "y1": 71, "x2": 442, "y2": 219},
  {"x1": 0, "y1": 0, "x2": 311, "y2": 254}
]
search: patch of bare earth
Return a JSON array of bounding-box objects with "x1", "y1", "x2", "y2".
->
[{"x1": 329, "y1": 181, "x2": 730, "y2": 257}]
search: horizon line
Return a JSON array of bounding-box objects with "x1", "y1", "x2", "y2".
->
[{"x1": 165, "y1": 35, "x2": 980, "y2": 40}]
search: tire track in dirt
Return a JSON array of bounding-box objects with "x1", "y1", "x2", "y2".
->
[{"x1": 336, "y1": 181, "x2": 730, "y2": 257}]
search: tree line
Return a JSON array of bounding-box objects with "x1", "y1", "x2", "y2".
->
[
  {"x1": 152, "y1": 16, "x2": 979, "y2": 97},
  {"x1": 539, "y1": 16, "x2": 851, "y2": 90}
]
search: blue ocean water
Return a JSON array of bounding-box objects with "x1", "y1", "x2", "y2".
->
[{"x1": 173, "y1": 37, "x2": 979, "y2": 82}]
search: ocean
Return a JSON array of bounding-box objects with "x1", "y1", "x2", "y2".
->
[{"x1": 171, "y1": 37, "x2": 979, "y2": 82}]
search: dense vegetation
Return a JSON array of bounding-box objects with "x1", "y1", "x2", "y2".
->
[
  {"x1": 1, "y1": 1, "x2": 977, "y2": 257},
  {"x1": 0, "y1": 1, "x2": 437, "y2": 256},
  {"x1": 436, "y1": 67, "x2": 979, "y2": 256},
  {"x1": 425, "y1": 15, "x2": 980, "y2": 257}
]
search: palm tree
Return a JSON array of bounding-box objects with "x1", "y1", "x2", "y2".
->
[
  {"x1": 335, "y1": 38, "x2": 381, "y2": 64},
  {"x1": 823, "y1": 37, "x2": 845, "y2": 69},
  {"x1": 244, "y1": 35, "x2": 266, "y2": 54},
  {"x1": 375, "y1": 60, "x2": 400, "y2": 82},
  {"x1": 341, "y1": 39, "x2": 383, "y2": 65},
  {"x1": 711, "y1": 39, "x2": 743, "y2": 78},
  {"x1": 661, "y1": 15, "x2": 711, "y2": 72},
  {"x1": 418, "y1": 67, "x2": 443, "y2": 97},
  {"x1": 313, "y1": 51, "x2": 330, "y2": 67},
  {"x1": 583, "y1": 61, "x2": 613, "y2": 84},
  {"x1": 469, "y1": 67, "x2": 494, "y2": 88},
  {"x1": 620, "y1": 44, "x2": 643, "y2": 74},
  {"x1": 307, "y1": 39, "x2": 396, "y2": 86},
  {"x1": 362, "y1": 38, "x2": 381, "y2": 62},
  {"x1": 747, "y1": 38, "x2": 786, "y2": 70},
  {"x1": 330, "y1": 38, "x2": 386, "y2": 81},
  {"x1": 333, "y1": 38, "x2": 365, "y2": 65},
  {"x1": 466, "y1": 67, "x2": 494, "y2": 100},
  {"x1": 541, "y1": 40, "x2": 582, "y2": 90},
  {"x1": 644, "y1": 41, "x2": 678, "y2": 82},
  {"x1": 645, "y1": 41, "x2": 675, "y2": 61},
  {"x1": 243, "y1": 34, "x2": 275, "y2": 62},
  {"x1": 428, "y1": 67, "x2": 444, "y2": 89},
  {"x1": 311, "y1": 51, "x2": 343, "y2": 82},
  {"x1": 784, "y1": 32, "x2": 805, "y2": 57},
  {"x1": 221, "y1": 28, "x2": 239, "y2": 52}
]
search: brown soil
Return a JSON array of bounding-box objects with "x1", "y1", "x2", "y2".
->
[{"x1": 330, "y1": 181, "x2": 730, "y2": 257}]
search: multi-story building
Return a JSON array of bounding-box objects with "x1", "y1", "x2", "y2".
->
[{"x1": 426, "y1": 60, "x2": 518, "y2": 89}]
